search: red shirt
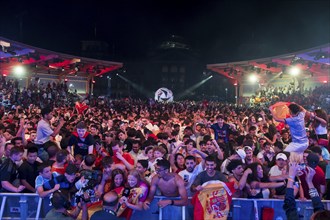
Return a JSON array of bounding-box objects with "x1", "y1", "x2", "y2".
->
[
  {"x1": 300, "y1": 166, "x2": 325, "y2": 199},
  {"x1": 112, "y1": 153, "x2": 134, "y2": 166},
  {"x1": 51, "y1": 163, "x2": 68, "y2": 175}
]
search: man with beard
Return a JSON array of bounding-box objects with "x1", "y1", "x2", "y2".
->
[
  {"x1": 178, "y1": 155, "x2": 204, "y2": 197},
  {"x1": 143, "y1": 159, "x2": 188, "y2": 209},
  {"x1": 191, "y1": 156, "x2": 228, "y2": 193},
  {"x1": 67, "y1": 121, "x2": 95, "y2": 160}
]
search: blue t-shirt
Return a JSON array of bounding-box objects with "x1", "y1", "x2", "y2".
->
[
  {"x1": 210, "y1": 123, "x2": 230, "y2": 143},
  {"x1": 285, "y1": 112, "x2": 308, "y2": 144}
]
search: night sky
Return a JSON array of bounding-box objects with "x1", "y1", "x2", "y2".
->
[{"x1": 0, "y1": 0, "x2": 329, "y2": 63}]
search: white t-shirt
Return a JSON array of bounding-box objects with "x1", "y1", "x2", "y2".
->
[
  {"x1": 35, "y1": 119, "x2": 53, "y2": 145},
  {"x1": 269, "y1": 165, "x2": 284, "y2": 176},
  {"x1": 178, "y1": 162, "x2": 204, "y2": 197}
]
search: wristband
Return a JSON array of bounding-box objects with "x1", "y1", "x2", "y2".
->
[{"x1": 309, "y1": 188, "x2": 319, "y2": 198}]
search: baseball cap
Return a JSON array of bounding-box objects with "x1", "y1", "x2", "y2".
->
[
  {"x1": 236, "y1": 149, "x2": 246, "y2": 162},
  {"x1": 307, "y1": 153, "x2": 319, "y2": 169},
  {"x1": 276, "y1": 153, "x2": 287, "y2": 161}
]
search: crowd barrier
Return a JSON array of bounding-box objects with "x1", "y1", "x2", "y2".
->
[{"x1": 0, "y1": 193, "x2": 329, "y2": 220}]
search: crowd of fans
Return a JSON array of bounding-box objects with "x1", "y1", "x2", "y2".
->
[
  {"x1": 0, "y1": 78, "x2": 329, "y2": 219},
  {"x1": 0, "y1": 76, "x2": 80, "y2": 109},
  {"x1": 250, "y1": 83, "x2": 330, "y2": 113}
]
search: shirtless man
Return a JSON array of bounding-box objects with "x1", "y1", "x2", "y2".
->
[{"x1": 143, "y1": 159, "x2": 188, "y2": 209}]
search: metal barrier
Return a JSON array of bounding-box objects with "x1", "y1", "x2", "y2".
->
[
  {"x1": 0, "y1": 193, "x2": 42, "y2": 220},
  {"x1": 1, "y1": 193, "x2": 330, "y2": 220}
]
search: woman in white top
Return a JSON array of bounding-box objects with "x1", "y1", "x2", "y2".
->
[
  {"x1": 310, "y1": 108, "x2": 329, "y2": 161},
  {"x1": 311, "y1": 109, "x2": 328, "y2": 140}
]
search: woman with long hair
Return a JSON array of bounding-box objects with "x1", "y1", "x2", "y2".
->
[
  {"x1": 311, "y1": 109, "x2": 328, "y2": 140},
  {"x1": 117, "y1": 169, "x2": 149, "y2": 220},
  {"x1": 310, "y1": 109, "x2": 329, "y2": 161},
  {"x1": 109, "y1": 168, "x2": 126, "y2": 193}
]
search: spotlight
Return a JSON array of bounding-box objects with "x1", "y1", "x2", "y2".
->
[
  {"x1": 64, "y1": 78, "x2": 68, "y2": 82},
  {"x1": 92, "y1": 80, "x2": 95, "y2": 84},
  {"x1": 289, "y1": 67, "x2": 300, "y2": 76},
  {"x1": 116, "y1": 73, "x2": 119, "y2": 76},
  {"x1": 248, "y1": 74, "x2": 258, "y2": 83},
  {"x1": 13, "y1": 66, "x2": 25, "y2": 76}
]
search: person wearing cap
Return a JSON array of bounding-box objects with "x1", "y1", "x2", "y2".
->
[
  {"x1": 91, "y1": 191, "x2": 123, "y2": 220},
  {"x1": 299, "y1": 152, "x2": 326, "y2": 199},
  {"x1": 269, "y1": 152, "x2": 299, "y2": 199},
  {"x1": 220, "y1": 148, "x2": 246, "y2": 176}
]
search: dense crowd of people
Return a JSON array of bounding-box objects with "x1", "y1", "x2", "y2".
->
[
  {"x1": 0, "y1": 78, "x2": 329, "y2": 219},
  {"x1": 250, "y1": 83, "x2": 330, "y2": 113},
  {"x1": 0, "y1": 76, "x2": 80, "y2": 109}
]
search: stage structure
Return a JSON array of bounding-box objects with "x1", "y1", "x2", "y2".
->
[
  {"x1": 207, "y1": 44, "x2": 330, "y2": 105},
  {"x1": 0, "y1": 36, "x2": 123, "y2": 95}
]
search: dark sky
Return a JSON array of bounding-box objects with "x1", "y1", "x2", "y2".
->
[{"x1": 0, "y1": 0, "x2": 329, "y2": 63}]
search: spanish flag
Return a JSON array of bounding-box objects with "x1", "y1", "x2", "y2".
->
[{"x1": 192, "y1": 181, "x2": 235, "y2": 220}]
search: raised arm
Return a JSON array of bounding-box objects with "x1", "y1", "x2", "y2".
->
[{"x1": 212, "y1": 139, "x2": 224, "y2": 160}]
